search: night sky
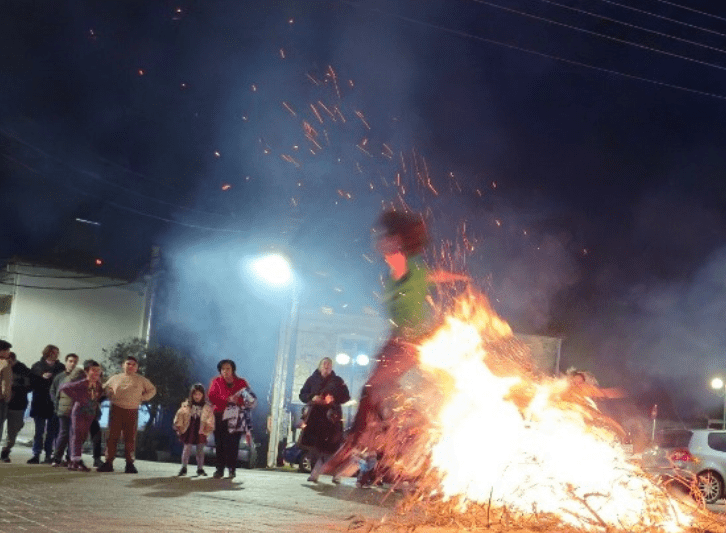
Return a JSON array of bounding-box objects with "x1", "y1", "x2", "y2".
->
[{"x1": 3, "y1": 0, "x2": 726, "y2": 417}]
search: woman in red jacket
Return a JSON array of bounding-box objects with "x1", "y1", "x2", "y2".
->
[{"x1": 208, "y1": 359, "x2": 255, "y2": 479}]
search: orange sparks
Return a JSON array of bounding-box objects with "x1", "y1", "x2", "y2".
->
[
  {"x1": 279, "y1": 48, "x2": 286, "y2": 59},
  {"x1": 336, "y1": 189, "x2": 352, "y2": 200},
  {"x1": 180, "y1": 82, "x2": 187, "y2": 89},
  {"x1": 251, "y1": 84, "x2": 257, "y2": 92},
  {"x1": 221, "y1": 184, "x2": 232, "y2": 191},
  {"x1": 137, "y1": 69, "x2": 145, "y2": 76},
  {"x1": 357, "y1": 139, "x2": 372, "y2": 157},
  {"x1": 333, "y1": 105, "x2": 346, "y2": 122},
  {"x1": 495, "y1": 219, "x2": 502, "y2": 227},
  {"x1": 281, "y1": 154, "x2": 300, "y2": 167},
  {"x1": 288, "y1": 18, "x2": 294, "y2": 24},
  {"x1": 382, "y1": 143, "x2": 393, "y2": 159},
  {"x1": 317, "y1": 101, "x2": 336, "y2": 121},
  {"x1": 354, "y1": 110, "x2": 370, "y2": 130},
  {"x1": 326, "y1": 65, "x2": 341, "y2": 99},
  {"x1": 309, "y1": 103, "x2": 324, "y2": 124},
  {"x1": 214, "y1": 151, "x2": 220, "y2": 158},
  {"x1": 305, "y1": 73, "x2": 321, "y2": 86},
  {"x1": 492, "y1": 180, "x2": 497, "y2": 188},
  {"x1": 281, "y1": 101, "x2": 296, "y2": 117}
]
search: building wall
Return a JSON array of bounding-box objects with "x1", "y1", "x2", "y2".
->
[
  {"x1": 0, "y1": 265, "x2": 148, "y2": 366},
  {"x1": 291, "y1": 310, "x2": 388, "y2": 402}
]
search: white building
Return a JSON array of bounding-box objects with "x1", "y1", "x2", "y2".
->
[{"x1": 0, "y1": 262, "x2": 150, "y2": 366}]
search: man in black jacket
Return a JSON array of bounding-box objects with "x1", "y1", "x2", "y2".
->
[
  {"x1": 28, "y1": 345, "x2": 64, "y2": 464},
  {"x1": 1, "y1": 351, "x2": 31, "y2": 463}
]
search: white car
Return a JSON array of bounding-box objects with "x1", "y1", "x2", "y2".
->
[{"x1": 641, "y1": 429, "x2": 726, "y2": 504}]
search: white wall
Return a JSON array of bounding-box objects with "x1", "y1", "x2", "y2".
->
[{"x1": 0, "y1": 265, "x2": 148, "y2": 366}]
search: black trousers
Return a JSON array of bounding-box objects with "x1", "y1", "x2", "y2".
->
[{"x1": 213, "y1": 412, "x2": 242, "y2": 472}]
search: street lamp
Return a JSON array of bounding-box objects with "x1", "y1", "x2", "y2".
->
[
  {"x1": 248, "y1": 253, "x2": 297, "y2": 468},
  {"x1": 711, "y1": 377, "x2": 726, "y2": 429}
]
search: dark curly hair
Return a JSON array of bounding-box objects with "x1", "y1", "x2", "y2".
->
[
  {"x1": 217, "y1": 359, "x2": 236, "y2": 374},
  {"x1": 377, "y1": 209, "x2": 429, "y2": 256}
]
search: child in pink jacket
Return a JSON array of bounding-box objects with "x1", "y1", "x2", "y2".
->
[{"x1": 173, "y1": 383, "x2": 214, "y2": 476}]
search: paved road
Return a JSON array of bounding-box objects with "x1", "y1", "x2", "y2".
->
[{"x1": 0, "y1": 447, "x2": 398, "y2": 533}]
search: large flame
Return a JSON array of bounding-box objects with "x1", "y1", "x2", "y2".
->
[{"x1": 407, "y1": 291, "x2": 692, "y2": 532}]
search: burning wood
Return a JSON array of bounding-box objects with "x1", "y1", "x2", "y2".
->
[{"x1": 346, "y1": 289, "x2": 726, "y2": 532}]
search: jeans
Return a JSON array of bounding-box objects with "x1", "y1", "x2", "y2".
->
[
  {"x1": 53, "y1": 415, "x2": 71, "y2": 462},
  {"x1": 32, "y1": 415, "x2": 59, "y2": 458}
]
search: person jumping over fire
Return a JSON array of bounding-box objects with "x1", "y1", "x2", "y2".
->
[{"x1": 323, "y1": 208, "x2": 467, "y2": 483}]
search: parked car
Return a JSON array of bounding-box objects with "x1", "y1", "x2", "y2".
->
[
  {"x1": 203, "y1": 433, "x2": 259, "y2": 469},
  {"x1": 640, "y1": 428, "x2": 726, "y2": 504}
]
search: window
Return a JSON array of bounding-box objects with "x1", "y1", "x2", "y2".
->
[
  {"x1": 0, "y1": 295, "x2": 11, "y2": 315},
  {"x1": 707, "y1": 432, "x2": 726, "y2": 452}
]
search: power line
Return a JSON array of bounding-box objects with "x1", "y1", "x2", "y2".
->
[
  {"x1": 0, "y1": 280, "x2": 136, "y2": 291},
  {"x1": 2, "y1": 153, "x2": 248, "y2": 234},
  {"x1": 531, "y1": 0, "x2": 726, "y2": 56},
  {"x1": 340, "y1": 1, "x2": 726, "y2": 102},
  {"x1": 593, "y1": 0, "x2": 726, "y2": 39},
  {"x1": 649, "y1": 0, "x2": 726, "y2": 24},
  {"x1": 0, "y1": 129, "x2": 229, "y2": 219},
  {"x1": 470, "y1": 0, "x2": 726, "y2": 73}
]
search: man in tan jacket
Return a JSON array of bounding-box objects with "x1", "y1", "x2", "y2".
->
[
  {"x1": 97, "y1": 356, "x2": 156, "y2": 474},
  {"x1": 0, "y1": 341, "x2": 14, "y2": 447}
]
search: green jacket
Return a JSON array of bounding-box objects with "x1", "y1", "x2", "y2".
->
[
  {"x1": 51, "y1": 367, "x2": 85, "y2": 417},
  {"x1": 383, "y1": 255, "x2": 432, "y2": 339}
]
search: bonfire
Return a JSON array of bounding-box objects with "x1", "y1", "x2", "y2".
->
[{"x1": 355, "y1": 289, "x2": 725, "y2": 533}]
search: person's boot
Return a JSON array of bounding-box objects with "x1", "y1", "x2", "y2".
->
[
  {"x1": 69, "y1": 460, "x2": 90, "y2": 472},
  {"x1": 178, "y1": 466, "x2": 187, "y2": 476},
  {"x1": 227, "y1": 468, "x2": 236, "y2": 480},
  {"x1": 96, "y1": 461, "x2": 114, "y2": 472},
  {"x1": 124, "y1": 461, "x2": 138, "y2": 474},
  {"x1": 41, "y1": 455, "x2": 53, "y2": 464},
  {"x1": 0, "y1": 448, "x2": 10, "y2": 463},
  {"x1": 212, "y1": 468, "x2": 224, "y2": 479},
  {"x1": 93, "y1": 457, "x2": 103, "y2": 468},
  {"x1": 196, "y1": 468, "x2": 207, "y2": 476},
  {"x1": 26, "y1": 455, "x2": 40, "y2": 464}
]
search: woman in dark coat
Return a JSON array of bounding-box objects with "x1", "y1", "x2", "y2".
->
[{"x1": 298, "y1": 357, "x2": 350, "y2": 482}]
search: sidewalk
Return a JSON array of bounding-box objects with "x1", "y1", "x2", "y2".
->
[{"x1": 0, "y1": 446, "x2": 398, "y2": 533}]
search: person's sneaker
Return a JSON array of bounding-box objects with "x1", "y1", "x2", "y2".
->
[
  {"x1": 178, "y1": 466, "x2": 187, "y2": 476},
  {"x1": 41, "y1": 456, "x2": 53, "y2": 464},
  {"x1": 332, "y1": 476, "x2": 342, "y2": 484},
  {"x1": 51, "y1": 460, "x2": 64, "y2": 468},
  {"x1": 124, "y1": 462, "x2": 138, "y2": 474},
  {"x1": 306, "y1": 475, "x2": 318, "y2": 483},
  {"x1": 69, "y1": 460, "x2": 90, "y2": 472},
  {"x1": 93, "y1": 457, "x2": 103, "y2": 468},
  {"x1": 96, "y1": 461, "x2": 114, "y2": 472},
  {"x1": 212, "y1": 469, "x2": 224, "y2": 479},
  {"x1": 196, "y1": 468, "x2": 207, "y2": 476},
  {"x1": 26, "y1": 455, "x2": 40, "y2": 464},
  {"x1": 227, "y1": 469, "x2": 236, "y2": 480},
  {"x1": 0, "y1": 449, "x2": 10, "y2": 463}
]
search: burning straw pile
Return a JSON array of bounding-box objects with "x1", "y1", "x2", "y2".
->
[{"x1": 353, "y1": 289, "x2": 725, "y2": 533}]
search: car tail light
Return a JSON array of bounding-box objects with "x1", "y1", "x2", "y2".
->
[{"x1": 669, "y1": 448, "x2": 695, "y2": 463}]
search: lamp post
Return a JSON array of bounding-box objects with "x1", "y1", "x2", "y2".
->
[
  {"x1": 711, "y1": 377, "x2": 726, "y2": 430},
  {"x1": 248, "y1": 253, "x2": 297, "y2": 468}
]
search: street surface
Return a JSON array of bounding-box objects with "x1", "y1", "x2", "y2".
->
[
  {"x1": 1, "y1": 444, "x2": 724, "y2": 533},
  {"x1": 0, "y1": 447, "x2": 398, "y2": 533}
]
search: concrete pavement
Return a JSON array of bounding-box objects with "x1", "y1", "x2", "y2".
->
[{"x1": 0, "y1": 447, "x2": 399, "y2": 533}]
